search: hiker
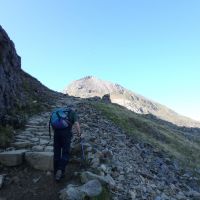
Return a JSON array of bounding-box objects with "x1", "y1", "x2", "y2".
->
[{"x1": 49, "y1": 107, "x2": 81, "y2": 181}]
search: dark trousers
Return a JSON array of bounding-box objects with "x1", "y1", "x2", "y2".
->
[{"x1": 53, "y1": 129, "x2": 72, "y2": 175}]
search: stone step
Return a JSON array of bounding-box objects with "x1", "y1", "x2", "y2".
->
[
  {"x1": 25, "y1": 152, "x2": 53, "y2": 171},
  {"x1": 29, "y1": 138, "x2": 40, "y2": 143},
  {"x1": 12, "y1": 141, "x2": 33, "y2": 149},
  {"x1": 25, "y1": 127, "x2": 48, "y2": 132},
  {"x1": 25, "y1": 125, "x2": 47, "y2": 128},
  {"x1": 32, "y1": 145, "x2": 44, "y2": 152},
  {"x1": 39, "y1": 139, "x2": 50, "y2": 145},
  {"x1": 0, "y1": 150, "x2": 27, "y2": 166},
  {"x1": 34, "y1": 132, "x2": 49, "y2": 136},
  {"x1": 26, "y1": 121, "x2": 45, "y2": 125}
]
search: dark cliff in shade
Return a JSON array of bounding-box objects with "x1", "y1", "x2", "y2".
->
[{"x1": 0, "y1": 25, "x2": 56, "y2": 128}]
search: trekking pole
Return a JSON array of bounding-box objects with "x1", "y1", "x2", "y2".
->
[{"x1": 80, "y1": 137, "x2": 86, "y2": 168}]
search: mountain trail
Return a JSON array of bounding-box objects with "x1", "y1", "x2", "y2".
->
[{"x1": 0, "y1": 96, "x2": 200, "y2": 200}]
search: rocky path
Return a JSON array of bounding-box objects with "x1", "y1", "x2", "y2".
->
[{"x1": 1, "y1": 96, "x2": 200, "y2": 200}]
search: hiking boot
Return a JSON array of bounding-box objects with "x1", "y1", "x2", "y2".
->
[{"x1": 55, "y1": 170, "x2": 62, "y2": 181}]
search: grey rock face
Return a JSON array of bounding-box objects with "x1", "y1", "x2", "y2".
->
[
  {"x1": 0, "y1": 25, "x2": 22, "y2": 124},
  {"x1": 0, "y1": 25, "x2": 56, "y2": 128}
]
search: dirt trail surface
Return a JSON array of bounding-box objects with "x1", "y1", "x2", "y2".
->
[{"x1": 0, "y1": 164, "x2": 80, "y2": 200}]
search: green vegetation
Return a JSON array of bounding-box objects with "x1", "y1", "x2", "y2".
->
[
  {"x1": 92, "y1": 102, "x2": 200, "y2": 170},
  {"x1": 18, "y1": 76, "x2": 50, "y2": 115},
  {"x1": 0, "y1": 102, "x2": 45, "y2": 147},
  {"x1": 0, "y1": 125, "x2": 14, "y2": 147},
  {"x1": 91, "y1": 186, "x2": 110, "y2": 200},
  {"x1": 13, "y1": 101, "x2": 45, "y2": 118}
]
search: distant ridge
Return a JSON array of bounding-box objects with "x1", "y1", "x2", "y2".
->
[{"x1": 64, "y1": 76, "x2": 200, "y2": 128}]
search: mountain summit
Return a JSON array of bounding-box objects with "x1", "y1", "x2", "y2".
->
[
  {"x1": 64, "y1": 76, "x2": 200, "y2": 128},
  {"x1": 65, "y1": 76, "x2": 126, "y2": 98}
]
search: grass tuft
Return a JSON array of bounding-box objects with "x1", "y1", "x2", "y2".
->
[{"x1": 0, "y1": 125, "x2": 14, "y2": 147}]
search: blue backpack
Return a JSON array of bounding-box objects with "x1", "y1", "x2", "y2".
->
[{"x1": 49, "y1": 107, "x2": 72, "y2": 138}]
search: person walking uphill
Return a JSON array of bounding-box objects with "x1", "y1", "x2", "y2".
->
[{"x1": 49, "y1": 107, "x2": 81, "y2": 181}]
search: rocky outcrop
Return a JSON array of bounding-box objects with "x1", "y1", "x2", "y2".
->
[
  {"x1": 102, "y1": 94, "x2": 111, "y2": 103},
  {"x1": 64, "y1": 76, "x2": 200, "y2": 128},
  {"x1": 0, "y1": 25, "x2": 22, "y2": 125},
  {"x1": 59, "y1": 180, "x2": 103, "y2": 200},
  {"x1": 0, "y1": 25, "x2": 57, "y2": 129}
]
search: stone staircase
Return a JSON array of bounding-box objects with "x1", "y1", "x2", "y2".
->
[
  {"x1": 0, "y1": 97, "x2": 79, "y2": 170},
  {"x1": 0, "y1": 112, "x2": 51, "y2": 169}
]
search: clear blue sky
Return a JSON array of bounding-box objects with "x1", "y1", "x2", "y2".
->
[{"x1": 0, "y1": 0, "x2": 200, "y2": 121}]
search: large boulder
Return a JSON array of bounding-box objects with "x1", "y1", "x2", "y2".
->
[
  {"x1": 81, "y1": 171, "x2": 115, "y2": 188},
  {"x1": 25, "y1": 152, "x2": 53, "y2": 171},
  {"x1": 59, "y1": 179, "x2": 102, "y2": 200},
  {"x1": 102, "y1": 94, "x2": 111, "y2": 103},
  {"x1": 0, "y1": 149, "x2": 27, "y2": 166}
]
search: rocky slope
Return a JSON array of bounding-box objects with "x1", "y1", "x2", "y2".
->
[
  {"x1": 64, "y1": 76, "x2": 200, "y2": 128},
  {"x1": 0, "y1": 95, "x2": 200, "y2": 200},
  {"x1": 0, "y1": 25, "x2": 57, "y2": 129}
]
